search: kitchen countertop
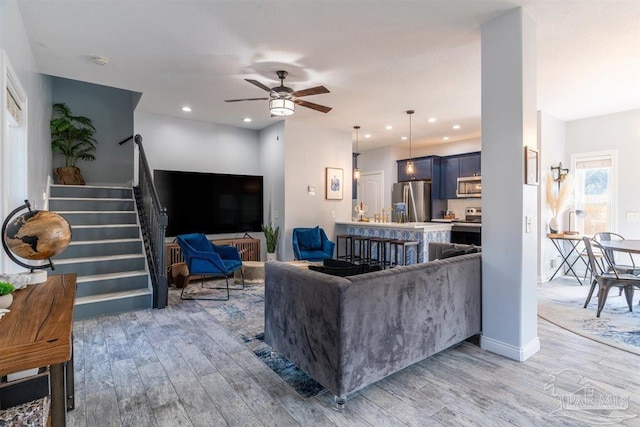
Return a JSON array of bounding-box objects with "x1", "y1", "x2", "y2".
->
[{"x1": 335, "y1": 221, "x2": 452, "y2": 230}]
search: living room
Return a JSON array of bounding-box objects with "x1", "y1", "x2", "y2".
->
[{"x1": 1, "y1": 1, "x2": 639, "y2": 426}]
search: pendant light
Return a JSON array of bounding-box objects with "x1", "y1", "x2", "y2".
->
[
  {"x1": 406, "y1": 110, "x2": 415, "y2": 175},
  {"x1": 353, "y1": 126, "x2": 361, "y2": 180}
]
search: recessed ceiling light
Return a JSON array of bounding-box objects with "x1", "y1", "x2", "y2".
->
[
  {"x1": 401, "y1": 136, "x2": 408, "y2": 140},
  {"x1": 385, "y1": 125, "x2": 393, "y2": 130},
  {"x1": 364, "y1": 134, "x2": 372, "y2": 138},
  {"x1": 442, "y1": 136, "x2": 450, "y2": 141},
  {"x1": 452, "y1": 124, "x2": 461, "y2": 129},
  {"x1": 92, "y1": 55, "x2": 108, "y2": 66},
  {"x1": 181, "y1": 106, "x2": 192, "y2": 112},
  {"x1": 242, "y1": 117, "x2": 252, "y2": 123},
  {"x1": 428, "y1": 117, "x2": 437, "y2": 123}
]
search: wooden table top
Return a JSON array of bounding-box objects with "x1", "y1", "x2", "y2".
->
[
  {"x1": 547, "y1": 233, "x2": 585, "y2": 240},
  {"x1": 0, "y1": 273, "x2": 76, "y2": 376}
]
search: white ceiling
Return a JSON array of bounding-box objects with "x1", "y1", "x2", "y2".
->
[{"x1": 17, "y1": 0, "x2": 640, "y2": 151}]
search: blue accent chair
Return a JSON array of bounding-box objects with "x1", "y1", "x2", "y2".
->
[
  {"x1": 176, "y1": 233, "x2": 244, "y2": 300},
  {"x1": 292, "y1": 226, "x2": 335, "y2": 261}
]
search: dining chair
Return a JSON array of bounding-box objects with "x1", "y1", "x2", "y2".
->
[
  {"x1": 593, "y1": 232, "x2": 640, "y2": 275},
  {"x1": 582, "y1": 237, "x2": 640, "y2": 317}
]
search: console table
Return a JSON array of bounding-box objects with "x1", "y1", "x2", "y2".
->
[{"x1": 0, "y1": 273, "x2": 76, "y2": 426}]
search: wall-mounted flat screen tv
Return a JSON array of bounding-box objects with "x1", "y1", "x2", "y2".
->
[{"x1": 154, "y1": 169, "x2": 263, "y2": 237}]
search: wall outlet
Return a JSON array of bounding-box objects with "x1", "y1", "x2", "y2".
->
[
  {"x1": 274, "y1": 210, "x2": 279, "y2": 220},
  {"x1": 626, "y1": 211, "x2": 639, "y2": 222},
  {"x1": 331, "y1": 210, "x2": 335, "y2": 219},
  {"x1": 550, "y1": 259, "x2": 557, "y2": 269}
]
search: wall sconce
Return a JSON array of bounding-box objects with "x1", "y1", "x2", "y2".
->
[{"x1": 550, "y1": 162, "x2": 569, "y2": 182}]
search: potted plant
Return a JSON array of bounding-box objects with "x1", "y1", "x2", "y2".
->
[
  {"x1": 50, "y1": 103, "x2": 98, "y2": 185},
  {"x1": 0, "y1": 281, "x2": 15, "y2": 309},
  {"x1": 261, "y1": 223, "x2": 280, "y2": 261}
]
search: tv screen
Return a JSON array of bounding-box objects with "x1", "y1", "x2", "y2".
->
[{"x1": 154, "y1": 169, "x2": 263, "y2": 237}]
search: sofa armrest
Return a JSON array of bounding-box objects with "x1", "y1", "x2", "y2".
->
[{"x1": 264, "y1": 262, "x2": 348, "y2": 395}]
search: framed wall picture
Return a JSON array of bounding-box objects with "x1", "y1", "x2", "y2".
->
[
  {"x1": 524, "y1": 146, "x2": 539, "y2": 186},
  {"x1": 326, "y1": 167, "x2": 343, "y2": 200}
]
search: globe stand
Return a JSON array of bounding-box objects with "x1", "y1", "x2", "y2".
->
[{"x1": 2, "y1": 200, "x2": 67, "y2": 285}]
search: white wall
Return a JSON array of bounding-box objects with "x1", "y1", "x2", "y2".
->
[
  {"x1": 259, "y1": 121, "x2": 285, "y2": 260},
  {"x1": 0, "y1": 1, "x2": 53, "y2": 272},
  {"x1": 283, "y1": 120, "x2": 351, "y2": 260},
  {"x1": 0, "y1": 0, "x2": 52, "y2": 211},
  {"x1": 566, "y1": 109, "x2": 640, "y2": 239},
  {"x1": 134, "y1": 112, "x2": 260, "y2": 175},
  {"x1": 538, "y1": 111, "x2": 566, "y2": 281}
]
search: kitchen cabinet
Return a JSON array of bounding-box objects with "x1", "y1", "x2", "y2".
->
[
  {"x1": 459, "y1": 152, "x2": 481, "y2": 177},
  {"x1": 439, "y1": 151, "x2": 481, "y2": 200},
  {"x1": 397, "y1": 156, "x2": 435, "y2": 182},
  {"x1": 440, "y1": 156, "x2": 459, "y2": 199}
]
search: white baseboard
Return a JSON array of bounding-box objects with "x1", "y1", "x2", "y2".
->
[{"x1": 480, "y1": 335, "x2": 540, "y2": 361}]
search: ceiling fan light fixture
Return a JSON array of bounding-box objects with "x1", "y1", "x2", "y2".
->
[{"x1": 269, "y1": 98, "x2": 295, "y2": 116}]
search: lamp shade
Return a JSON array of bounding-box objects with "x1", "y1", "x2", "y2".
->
[{"x1": 269, "y1": 99, "x2": 295, "y2": 116}]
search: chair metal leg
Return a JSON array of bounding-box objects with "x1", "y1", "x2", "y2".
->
[
  {"x1": 596, "y1": 284, "x2": 612, "y2": 317},
  {"x1": 180, "y1": 276, "x2": 230, "y2": 301},
  {"x1": 624, "y1": 286, "x2": 634, "y2": 312},
  {"x1": 583, "y1": 278, "x2": 598, "y2": 308}
]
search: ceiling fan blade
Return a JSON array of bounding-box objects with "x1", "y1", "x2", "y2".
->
[
  {"x1": 224, "y1": 97, "x2": 269, "y2": 102},
  {"x1": 293, "y1": 99, "x2": 332, "y2": 113},
  {"x1": 245, "y1": 79, "x2": 274, "y2": 93},
  {"x1": 292, "y1": 86, "x2": 330, "y2": 97}
]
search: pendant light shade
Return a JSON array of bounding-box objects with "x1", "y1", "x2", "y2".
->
[
  {"x1": 406, "y1": 110, "x2": 415, "y2": 175},
  {"x1": 353, "y1": 125, "x2": 361, "y2": 180},
  {"x1": 269, "y1": 98, "x2": 295, "y2": 116}
]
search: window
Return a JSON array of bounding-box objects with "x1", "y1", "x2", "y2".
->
[{"x1": 572, "y1": 151, "x2": 617, "y2": 235}]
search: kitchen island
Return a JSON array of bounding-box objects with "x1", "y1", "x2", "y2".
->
[{"x1": 334, "y1": 221, "x2": 452, "y2": 263}]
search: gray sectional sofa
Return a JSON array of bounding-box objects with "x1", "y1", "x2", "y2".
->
[{"x1": 264, "y1": 242, "x2": 482, "y2": 408}]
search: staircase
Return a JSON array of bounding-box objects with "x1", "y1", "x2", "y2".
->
[{"x1": 50, "y1": 184, "x2": 152, "y2": 319}]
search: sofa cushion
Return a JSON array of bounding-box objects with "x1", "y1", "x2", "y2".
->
[
  {"x1": 438, "y1": 248, "x2": 466, "y2": 259},
  {"x1": 309, "y1": 265, "x2": 363, "y2": 277},
  {"x1": 464, "y1": 244, "x2": 479, "y2": 254},
  {"x1": 297, "y1": 227, "x2": 322, "y2": 250}
]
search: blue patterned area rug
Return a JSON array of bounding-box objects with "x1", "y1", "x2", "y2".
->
[
  {"x1": 188, "y1": 282, "x2": 327, "y2": 399},
  {"x1": 538, "y1": 277, "x2": 640, "y2": 355}
]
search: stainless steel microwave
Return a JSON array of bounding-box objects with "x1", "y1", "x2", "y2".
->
[{"x1": 456, "y1": 176, "x2": 482, "y2": 198}]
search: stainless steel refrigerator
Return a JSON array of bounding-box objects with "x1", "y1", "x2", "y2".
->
[{"x1": 392, "y1": 181, "x2": 431, "y2": 222}]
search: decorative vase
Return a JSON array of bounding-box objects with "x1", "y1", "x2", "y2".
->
[
  {"x1": 549, "y1": 217, "x2": 559, "y2": 234},
  {"x1": 55, "y1": 166, "x2": 85, "y2": 185},
  {"x1": 0, "y1": 293, "x2": 13, "y2": 309},
  {"x1": 266, "y1": 252, "x2": 277, "y2": 262}
]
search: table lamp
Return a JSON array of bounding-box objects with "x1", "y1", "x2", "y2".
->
[{"x1": 566, "y1": 209, "x2": 586, "y2": 235}]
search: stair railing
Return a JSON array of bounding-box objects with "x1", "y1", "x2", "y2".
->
[{"x1": 124, "y1": 134, "x2": 168, "y2": 308}]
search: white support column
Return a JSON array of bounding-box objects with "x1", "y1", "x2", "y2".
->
[{"x1": 480, "y1": 8, "x2": 540, "y2": 361}]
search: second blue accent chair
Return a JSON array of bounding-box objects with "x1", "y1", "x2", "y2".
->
[
  {"x1": 292, "y1": 226, "x2": 335, "y2": 261},
  {"x1": 176, "y1": 233, "x2": 244, "y2": 301}
]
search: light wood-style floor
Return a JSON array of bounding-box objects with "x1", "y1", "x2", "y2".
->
[{"x1": 67, "y1": 286, "x2": 640, "y2": 427}]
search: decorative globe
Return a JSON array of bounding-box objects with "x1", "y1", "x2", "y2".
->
[{"x1": 3, "y1": 210, "x2": 72, "y2": 261}]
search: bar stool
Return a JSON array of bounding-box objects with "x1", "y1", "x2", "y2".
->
[
  {"x1": 368, "y1": 237, "x2": 393, "y2": 269},
  {"x1": 351, "y1": 236, "x2": 370, "y2": 264},
  {"x1": 389, "y1": 240, "x2": 419, "y2": 267},
  {"x1": 336, "y1": 235, "x2": 353, "y2": 261}
]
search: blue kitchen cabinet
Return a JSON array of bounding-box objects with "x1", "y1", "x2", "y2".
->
[
  {"x1": 440, "y1": 156, "x2": 460, "y2": 199},
  {"x1": 459, "y1": 152, "x2": 481, "y2": 177}
]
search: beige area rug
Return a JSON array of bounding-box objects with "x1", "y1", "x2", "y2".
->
[{"x1": 538, "y1": 277, "x2": 640, "y2": 356}]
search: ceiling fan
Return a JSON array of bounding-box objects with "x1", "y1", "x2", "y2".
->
[{"x1": 225, "y1": 70, "x2": 332, "y2": 116}]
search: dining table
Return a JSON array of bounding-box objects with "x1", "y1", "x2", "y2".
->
[{"x1": 596, "y1": 239, "x2": 640, "y2": 254}]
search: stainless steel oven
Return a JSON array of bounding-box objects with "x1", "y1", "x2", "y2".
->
[{"x1": 450, "y1": 207, "x2": 482, "y2": 246}]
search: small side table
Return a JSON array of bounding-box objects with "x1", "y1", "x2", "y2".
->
[
  {"x1": 548, "y1": 233, "x2": 588, "y2": 285},
  {"x1": 234, "y1": 260, "x2": 265, "y2": 284}
]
